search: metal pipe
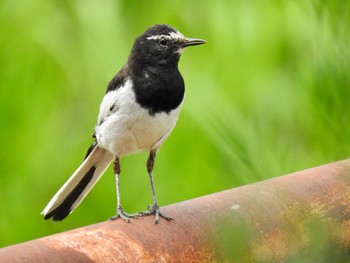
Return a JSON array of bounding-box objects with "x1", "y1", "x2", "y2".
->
[{"x1": 1, "y1": 159, "x2": 350, "y2": 262}]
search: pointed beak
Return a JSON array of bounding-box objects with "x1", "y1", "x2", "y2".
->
[{"x1": 181, "y1": 38, "x2": 206, "y2": 48}]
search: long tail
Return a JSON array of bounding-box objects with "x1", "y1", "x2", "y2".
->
[{"x1": 41, "y1": 143, "x2": 113, "y2": 221}]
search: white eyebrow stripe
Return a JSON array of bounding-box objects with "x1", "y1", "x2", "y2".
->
[{"x1": 146, "y1": 31, "x2": 185, "y2": 41}]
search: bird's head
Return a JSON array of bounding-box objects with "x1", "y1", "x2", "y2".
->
[{"x1": 129, "y1": 24, "x2": 206, "y2": 69}]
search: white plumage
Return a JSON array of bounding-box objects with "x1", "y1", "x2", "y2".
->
[
  {"x1": 41, "y1": 79, "x2": 182, "y2": 218},
  {"x1": 96, "y1": 79, "x2": 182, "y2": 157}
]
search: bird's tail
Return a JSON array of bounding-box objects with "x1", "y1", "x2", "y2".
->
[{"x1": 41, "y1": 143, "x2": 113, "y2": 221}]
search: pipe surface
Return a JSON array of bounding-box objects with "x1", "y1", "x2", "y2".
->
[{"x1": 1, "y1": 159, "x2": 350, "y2": 262}]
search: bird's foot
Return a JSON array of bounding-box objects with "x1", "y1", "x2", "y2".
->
[
  {"x1": 109, "y1": 206, "x2": 139, "y2": 223},
  {"x1": 138, "y1": 203, "x2": 174, "y2": 224}
]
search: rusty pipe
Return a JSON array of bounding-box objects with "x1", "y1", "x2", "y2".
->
[{"x1": 1, "y1": 159, "x2": 350, "y2": 262}]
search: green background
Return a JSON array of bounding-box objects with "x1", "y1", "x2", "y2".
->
[{"x1": 1, "y1": 0, "x2": 349, "y2": 254}]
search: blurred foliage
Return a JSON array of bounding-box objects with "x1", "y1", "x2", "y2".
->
[
  {"x1": 215, "y1": 217, "x2": 350, "y2": 262},
  {"x1": 0, "y1": 0, "x2": 349, "y2": 257}
]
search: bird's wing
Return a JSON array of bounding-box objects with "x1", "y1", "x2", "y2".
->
[
  {"x1": 97, "y1": 65, "x2": 130, "y2": 125},
  {"x1": 97, "y1": 89, "x2": 120, "y2": 125}
]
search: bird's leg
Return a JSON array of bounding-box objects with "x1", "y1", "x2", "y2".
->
[
  {"x1": 139, "y1": 149, "x2": 174, "y2": 224},
  {"x1": 109, "y1": 157, "x2": 138, "y2": 222}
]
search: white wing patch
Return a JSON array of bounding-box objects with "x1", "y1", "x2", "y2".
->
[{"x1": 97, "y1": 78, "x2": 132, "y2": 125}]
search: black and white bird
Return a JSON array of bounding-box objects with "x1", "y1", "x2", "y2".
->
[{"x1": 41, "y1": 24, "x2": 205, "y2": 224}]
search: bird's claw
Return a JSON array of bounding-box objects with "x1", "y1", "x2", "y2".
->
[
  {"x1": 138, "y1": 204, "x2": 174, "y2": 224},
  {"x1": 109, "y1": 206, "x2": 140, "y2": 223}
]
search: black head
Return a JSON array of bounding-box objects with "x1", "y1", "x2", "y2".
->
[{"x1": 128, "y1": 24, "x2": 206, "y2": 70}]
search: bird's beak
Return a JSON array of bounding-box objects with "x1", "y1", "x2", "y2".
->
[{"x1": 181, "y1": 38, "x2": 206, "y2": 47}]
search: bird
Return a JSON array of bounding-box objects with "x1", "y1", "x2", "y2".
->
[{"x1": 41, "y1": 24, "x2": 206, "y2": 224}]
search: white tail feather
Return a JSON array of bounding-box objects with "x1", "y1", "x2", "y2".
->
[{"x1": 41, "y1": 146, "x2": 113, "y2": 218}]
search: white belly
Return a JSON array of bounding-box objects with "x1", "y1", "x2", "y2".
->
[{"x1": 95, "y1": 79, "x2": 182, "y2": 157}]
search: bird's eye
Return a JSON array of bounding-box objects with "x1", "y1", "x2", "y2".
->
[{"x1": 159, "y1": 38, "x2": 168, "y2": 47}]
